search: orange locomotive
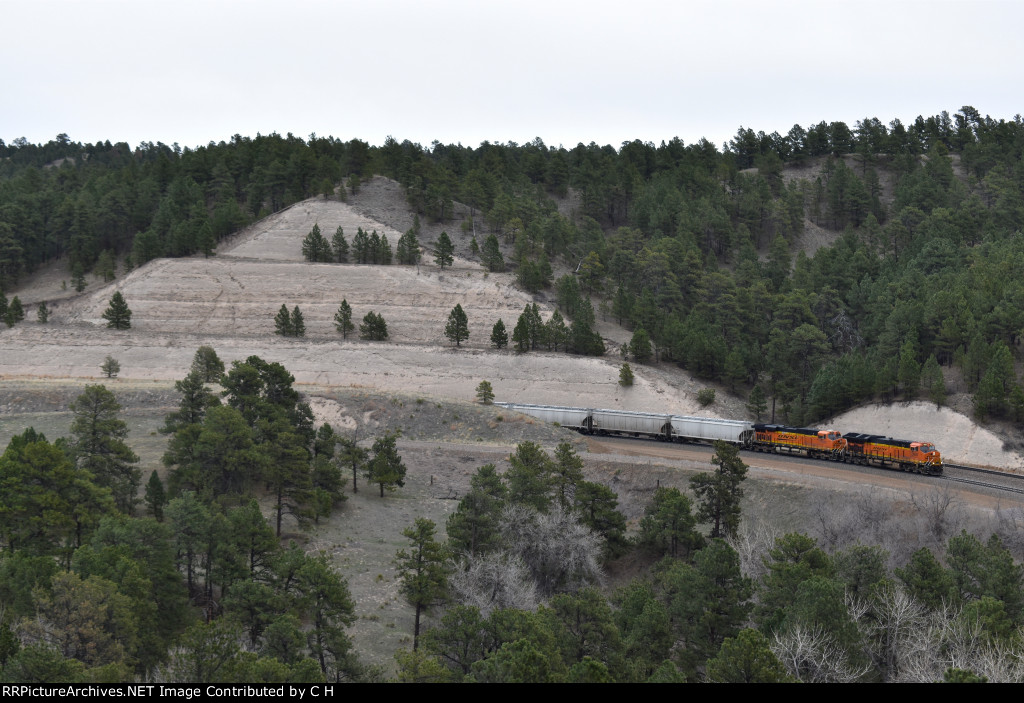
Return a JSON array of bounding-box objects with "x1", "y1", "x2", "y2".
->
[
  {"x1": 752, "y1": 424, "x2": 847, "y2": 460},
  {"x1": 841, "y1": 433, "x2": 942, "y2": 475}
]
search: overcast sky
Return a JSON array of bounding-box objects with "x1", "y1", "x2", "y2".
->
[{"x1": 2, "y1": 0, "x2": 1022, "y2": 152}]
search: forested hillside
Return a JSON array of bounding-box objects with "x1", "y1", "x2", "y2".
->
[
  {"x1": 4, "y1": 107, "x2": 1023, "y2": 426},
  {"x1": 4, "y1": 108, "x2": 1024, "y2": 684}
]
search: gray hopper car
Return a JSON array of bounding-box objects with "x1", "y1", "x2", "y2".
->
[{"x1": 494, "y1": 403, "x2": 753, "y2": 445}]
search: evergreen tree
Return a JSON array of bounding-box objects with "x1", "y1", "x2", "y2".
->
[
  {"x1": 292, "y1": 551, "x2": 359, "y2": 681},
  {"x1": 395, "y1": 518, "x2": 451, "y2": 652},
  {"x1": 36, "y1": 301, "x2": 49, "y2": 323},
  {"x1": 920, "y1": 354, "x2": 946, "y2": 407},
  {"x1": 191, "y1": 346, "x2": 225, "y2": 383},
  {"x1": 302, "y1": 223, "x2": 331, "y2": 262},
  {"x1": 662, "y1": 540, "x2": 754, "y2": 674},
  {"x1": 102, "y1": 292, "x2": 132, "y2": 330},
  {"x1": 332, "y1": 227, "x2": 349, "y2": 263},
  {"x1": 525, "y1": 304, "x2": 543, "y2": 350},
  {"x1": 747, "y1": 385, "x2": 768, "y2": 421},
  {"x1": 435, "y1": 231, "x2": 454, "y2": 270},
  {"x1": 366, "y1": 431, "x2": 406, "y2": 497},
  {"x1": 274, "y1": 304, "x2": 294, "y2": 336},
  {"x1": 630, "y1": 327, "x2": 652, "y2": 363},
  {"x1": 505, "y1": 441, "x2": 554, "y2": 512},
  {"x1": 476, "y1": 380, "x2": 494, "y2": 405},
  {"x1": 512, "y1": 314, "x2": 531, "y2": 352},
  {"x1": 334, "y1": 300, "x2": 354, "y2": 338},
  {"x1": 72, "y1": 262, "x2": 87, "y2": 292},
  {"x1": 291, "y1": 306, "x2": 305, "y2": 337},
  {"x1": 898, "y1": 339, "x2": 921, "y2": 399},
  {"x1": 68, "y1": 385, "x2": 140, "y2": 514},
  {"x1": 446, "y1": 464, "x2": 507, "y2": 557},
  {"x1": 380, "y1": 234, "x2": 392, "y2": 265},
  {"x1": 369, "y1": 231, "x2": 381, "y2": 264},
  {"x1": 94, "y1": 250, "x2": 116, "y2": 282},
  {"x1": 689, "y1": 441, "x2": 748, "y2": 539},
  {"x1": 445, "y1": 304, "x2": 469, "y2": 347},
  {"x1": 490, "y1": 319, "x2": 508, "y2": 349},
  {"x1": 544, "y1": 310, "x2": 568, "y2": 351},
  {"x1": 706, "y1": 629, "x2": 792, "y2": 683},
  {"x1": 481, "y1": 235, "x2": 504, "y2": 272},
  {"x1": 639, "y1": 486, "x2": 702, "y2": 559},
  {"x1": 619, "y1": 363, "x2": 634, "y2": 387},
  {"x1": 101, "y1": 356, "x2": 120, "y2": 378},
  {"x1": 360, "y1": 311, "x2": 388, "y2": 341},
  {"x1": 260, "y1": 417, "x2": 313, "y2": 536},
  {"x1": 352, "y1": 228, "x2": 370, "y2": 263},
  {"x1": 161, "y1": 368, "x2": 220, "y2": 434},
  {"x1": 397, "y1": 229, "x2": 420, "y2": 265},
  {"x1": 0, "y1": 428, "x2": 113, "y2": 559},
  {"x1": 144, "y1": 471, "x2": 167, "y2": 521},
  {"x1": 4, "y1": 296, "x2": 24, "y2": 326},
  {"x1": 337, "y1": 438, "x2": 368, "y2": 494}
]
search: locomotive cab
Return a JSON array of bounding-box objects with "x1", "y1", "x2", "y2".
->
[{"x1": 911, "y1": 442, "x2": 942, "y2": 471}]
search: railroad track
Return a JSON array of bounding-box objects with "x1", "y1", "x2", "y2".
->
[{"x1": 942, "y1": 463, "x2": 1024, "y2": 495}]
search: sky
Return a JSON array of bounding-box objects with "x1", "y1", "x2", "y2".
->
[{"x1": 2, "y1": 0, "x2": 1022, "y2": 152}]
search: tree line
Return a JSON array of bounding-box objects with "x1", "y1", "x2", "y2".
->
[{"x1": 4, "y1": 105, "x2": 1024, "y2": 423}]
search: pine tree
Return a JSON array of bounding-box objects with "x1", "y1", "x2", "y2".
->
[
  {"x1": 434, "y1": 231, "x2": 454, "y2": 270},
  {"x1": 476, "y1": 380, "x2": 494, "y2": 404},
  {"x1": 302, "y1": 223, "x2": 331, "y2": 262},
  {"x1": 291, "y1": 306, "x2": 305, "y2": 337},
  {"x1": 334, "y1": 300, "x2": 354, "y2": 338},
  {"x1": 72, "y1": 262, "x2": 87, "y2": 292},
  {"x1": 619, "y1": 363, "x2": 634, "y2": 387},
  {"x1": 367, "y1": 431, "x2": 406, "y2": 497},
  {"x1": 191, "y1": 346, "x2": 225, "y2": 383},
  {"x1": 94, "y1": 250, "x2": 116, "y2": 282},
  {"x1": 491, "y1": 319, "x2": 509, "y2": 349},
  {"x1": 512, "y1": 314, "x2": 531, "y2": 352},
  {"x1": 274, "y1": 304, "x2": 293, "y2": 336},
  {"x1": 747, "y1": 385, "x2": 767, "y2": 421},
  {"x1": 689, "y1": 441, "x2": 748, "y2": 539},
  {"x1": 332, "y1": 227, "x2": 349, "y2": 263},
  {"x1": 921, "y1": 354, "x2": 946, "y2": 408},
  {"x1": 444, "y1": 304, "x2": 469, "y2": 347},
  {"x1": 101, "y1": 355, "x2": 120, "y2": 378},
  {"x1": 397, "y1": 229, "x2": 420, "y2": 265},
  {"x1": 545, "y1": 309, "x2": 568, "y2": 351},
  {"x1": 102, "y1": 292, "x2": 132, "y2": 330},
  {"x1": 4, "y1": 296, "x2": 24, "y2": 327},
  {"x1": 353, "y1": 228, "x2": 370, "y2": 263},
  {"x1": 145, "y1": 471, "x2": 167, "y2": 521},
  {"x1": 394, "y1": 518, "x2": 451, "y2": 651},
  {"x1": 481, "y1": 234, "x2": 504, "y2": 272},
  {"x1": 380, "y1": 234, "x2": 392, "y2": 265},
  {"x1": 525, "y1": 303, "x2": 543, "y2": 350},
  {"x1": 630, "y1": 327, "x2": 652, "y2": 363},
  {"x1": 68, "y1": 384, "x2": 140, "y2": 514},
  {"x1": 360, "y1": 311, "x2": 388, "y2": 341},
  {"x1": 36, "y1": 301, "x2": 49, "y2": 323},
  {"x1": 369, "y1": 231, "x2": 381, "y2": 264}
]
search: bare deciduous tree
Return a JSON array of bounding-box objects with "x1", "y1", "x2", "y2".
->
[
  {"x1": 770, "y1": 625, "x2": 872, "y2": 683},
  {"x1": 728, "y1": 518, "x2": 780, "y2": 581},
  {"x1": 449, "y1": 552, "x2": 537, "y2": 616},
  {"x1": 498, "y1": 504, "x2": 602, "y2": 597}
]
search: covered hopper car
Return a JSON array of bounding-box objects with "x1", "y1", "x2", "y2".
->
[{"x1": 492, "y1": 403, "x2": 754, "y2": 445}]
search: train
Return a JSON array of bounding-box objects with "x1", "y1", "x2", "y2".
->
[{"x1": 493, "y1": 402, "x2": 943, "y2": 476}]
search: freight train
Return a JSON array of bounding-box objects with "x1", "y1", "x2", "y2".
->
[{"x1": 493, "y1": 402, "x2": 943, "y2": 476}]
